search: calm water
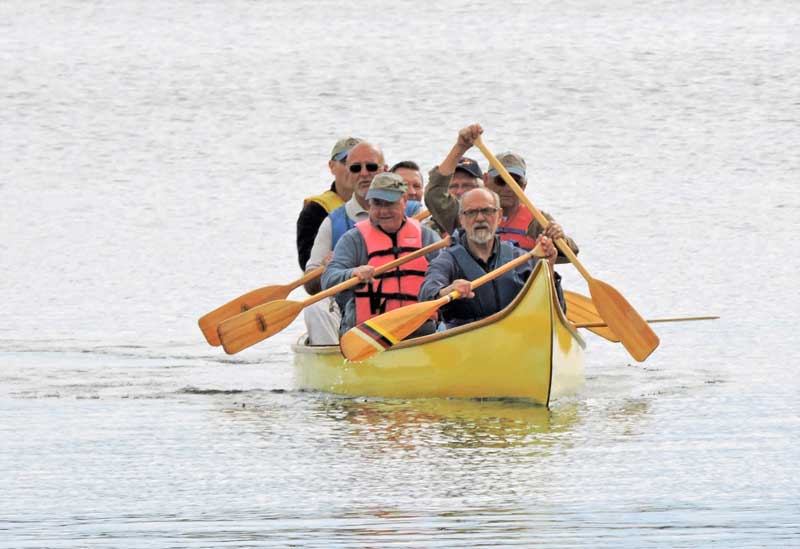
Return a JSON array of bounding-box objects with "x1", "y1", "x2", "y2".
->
[{"x1": 2, "y1": 1, "x2": 799, "y2": 546}]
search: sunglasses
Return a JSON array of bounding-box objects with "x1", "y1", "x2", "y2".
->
[
  {"x1": 461, "y1": 207, "x2": 499, "y2": 219},
  {"x1": 491, "y1": 174, "x2": 523, "y2": 187},
  {"x1": 348, "y1": 162, "x2": 380, "y2": 174}
]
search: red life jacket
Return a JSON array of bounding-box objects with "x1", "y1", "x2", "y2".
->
[
  {"x1": 354, "y1": 218, "x2": 429, "y2": 324},
  {"x1": 497, "y1": 205, "x2": 537, "y2": 250}
]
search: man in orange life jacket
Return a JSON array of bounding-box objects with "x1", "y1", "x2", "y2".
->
[
  {"x1": 419, "y1": 188, "x2": 560, "y2": 329},
  {"x1": 426, "y1": 124, "x2": 579, "y2": 260},
  {"x1": 321, "y1": 172, "x2": 442, "y2": 338},
  {"x1": 295, "y1": 136, "x2": 361, "y2": 271}
]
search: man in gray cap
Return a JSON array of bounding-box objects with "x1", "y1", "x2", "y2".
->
[
  {"x1": 322, "y1": 172, "x2": 441, "y2": 338},
  {"x1": 296, "y1": 136, "x2": 361, "y2": 271},
  {"x1": 484, "y1": 148, "x2": 578, "y2": 258}
]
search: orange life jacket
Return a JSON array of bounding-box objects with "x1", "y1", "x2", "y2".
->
[
  {"x1": 497, "y1": 205, "x2": 537, "y2": 250},
  {"x1": 354, "y1": 218, "x2": 429, "y2": 324}
]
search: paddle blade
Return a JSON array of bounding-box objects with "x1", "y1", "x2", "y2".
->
[
  {"x1": 198, "y1": 285, "x2": 293, "y2": 346},
  {"x1": 340, "y1": 300, "x2": 443, "y2": 362},
  {"x1": 564, "y1": 290, "x2": 620, "y2": 342},
  {"x1": 588, "y1": 279, "x2": 660, "y2": 361},
  {"x1": 217, "y1": 300, "x2": 303, "y2": 354}
]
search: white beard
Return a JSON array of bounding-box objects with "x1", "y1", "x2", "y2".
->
[{"x1": 468, "y1": 224, "x2": 493, "y2": 245}]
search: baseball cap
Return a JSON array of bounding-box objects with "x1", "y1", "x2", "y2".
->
[
  {"x1": 455, "y1": 156, "x2": 483, "y2": 179},
  {"x1": 330, "y1": 137, "x2": 362, "y2": 161},
  {"x1": 366, "y1": 173, "x2": 408, "y2": 203},
  {"x1": 487, "y1": 151, "x2": 526, "y2": 179}
]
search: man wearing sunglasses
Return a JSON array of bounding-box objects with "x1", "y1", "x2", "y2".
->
[
  {"x1": 296, "y1": 136, "x2": 361, "y2": 271},
  {"x1": 300, "y1": 141, "x2": 387, "y2": 344},
  {"x1": 304, "y1": 141, "x2": 391, "y2": 295},
  {"x1": 419, "y1": 188, "x2": 562, "y2": 330},
  {"x1": 321, "y1": 173, "x2": 442, "y2": 339}
]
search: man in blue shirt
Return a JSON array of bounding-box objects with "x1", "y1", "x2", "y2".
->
[{"x1": 419, "y1": 188, "x2": 561, "y2": 329}]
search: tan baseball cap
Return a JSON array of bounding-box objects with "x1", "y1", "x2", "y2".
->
[
  {"x1": 366, "y1": 173, "x2": 408, "y2": 202},
  {"x1": 330, "y1": 137, "x2": 362, "y2": 161},
  {"x1": 487, "y1": 151, "x2": 526, "y2": 179}
]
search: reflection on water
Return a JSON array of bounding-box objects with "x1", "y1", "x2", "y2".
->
[{"x1": 320, "y1": 397, "x2": 581, "y2": 450}]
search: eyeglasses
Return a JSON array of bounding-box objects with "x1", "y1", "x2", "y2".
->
[
  {"x1": 348, "y1": 162, "x2": 380, "y2": 174},
  {"x1": 461, "y1": 207, "x2": 499, "y2": 219}
]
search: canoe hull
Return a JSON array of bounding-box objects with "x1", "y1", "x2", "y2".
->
[{"x1": 292, "y1": 262, "x2": 585, "y2": 406}]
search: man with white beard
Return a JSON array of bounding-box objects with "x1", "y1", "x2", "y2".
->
[{"x1": 419, "y1": 188, "x2": 561, "y2": 330}]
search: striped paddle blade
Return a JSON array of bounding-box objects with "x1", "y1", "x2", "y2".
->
[{"x1": 340, "y1": 298, "x2": 449, "y2": 362}]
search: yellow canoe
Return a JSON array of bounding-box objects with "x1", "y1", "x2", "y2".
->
[{"x1": 291, "y1": 261, "x2": 585, "y2": 407}]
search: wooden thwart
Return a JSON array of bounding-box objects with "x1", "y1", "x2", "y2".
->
[{"x1": 474, "y1": 136, "x2": 660, "y2": 362}]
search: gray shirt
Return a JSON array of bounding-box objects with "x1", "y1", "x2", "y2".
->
[{"x1": 321, "y1": 220, "x2": 442, "y2": 335}]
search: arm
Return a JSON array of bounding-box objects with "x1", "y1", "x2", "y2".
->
[
  {"x1": 423, "y1": 124, "x2": 484, "y2": 234},
  {"x1": 321, "y1": 230, "x2": 367, "y2": 290},
  {"x1": 304, "y1": 217, "x2": 334, "y2": 295},
  {"x1": 419, "y1": 249, "x2": 458, "y2": 302},
  {"x1": 527, "y1": 211, "x2": 579, "y2": 264},
  {"x1": 296, "y1": 202, "x2": 328, "y2": 271},
  {"x1": 424, "y1": 167, "x2": 459, "y2": 234}
]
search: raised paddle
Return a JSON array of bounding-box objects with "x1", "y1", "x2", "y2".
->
[
  {"x1": 474, "y1": 136, "x2": 660, "y2": 362},
  {"x1": 198, "y1": 209, "x2": 432, "y2": 346},
  {"x1": 340, "y1": 243, "x2": 547, "y2": 362},
  {"x1": 217, "y1": 235, "x2": 451, "y2": 355}
]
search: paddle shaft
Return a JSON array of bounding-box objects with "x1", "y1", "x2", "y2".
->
[
  {"x1": 307, "y1": 235, "x2": 451, "y2": 308},
  {"x1": 575, "y1": 316, "x2": 719, "y2": 328},
  {"x1": 474, "y1": 137, "x2": 591, "y2": 280},
  {"x1": 440, "y1": 243, "x2": 545, "y2": 304}
]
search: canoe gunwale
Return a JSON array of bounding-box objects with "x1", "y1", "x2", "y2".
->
[{"x1": 293, "y1": 261, "x2": 586, "y2": 354}]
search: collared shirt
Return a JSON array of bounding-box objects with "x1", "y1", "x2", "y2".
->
[{"x1": 305, "y1": 195, "x2": 369, "y2": 272}]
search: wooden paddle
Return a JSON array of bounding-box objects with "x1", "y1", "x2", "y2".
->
[
  {"x1": 474, "y1": 136, "x2": 660, "y2": 362},
  {"x1": 199, "y1": 209, "x2": 432, "y2": 346},
  {"x1": 575, "y1": 316, "x2": 719, "y2": 329},
  {"x1": 564, "y1": 290, "x2": 620, "y2": 342},
  {"x1": 198, "y1": 267, "x2": 322, "y2": 346},
  {"x1": 566, "y1": 289, "x2": 717, "y2": 339},
  {"x1": 217, "y1": 235, "x2": 451, "y2": 355},
  {"x1": 340, "y1": 243, "x2": 546, "y2": 362}
]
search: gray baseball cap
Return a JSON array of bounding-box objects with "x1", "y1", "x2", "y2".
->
[
  {"x1": 330, "y1": 137, "x2": 362, "y2": 161},
  {"x1": 487, "y1": 151, "x2": 526, "y2": 179},
  {"x1": 366, "y1": 172, "x2": 408, "y2": 202}
]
